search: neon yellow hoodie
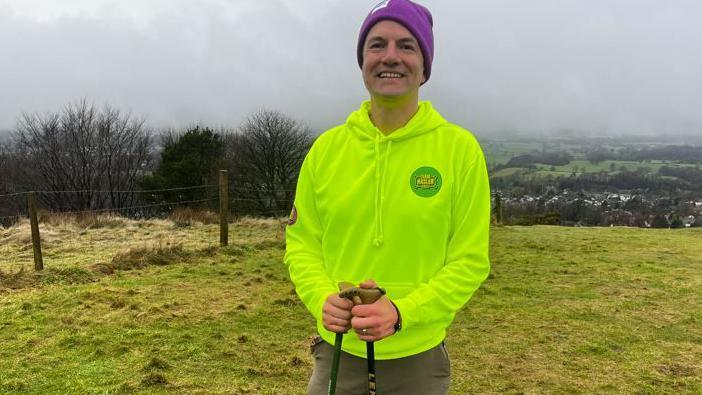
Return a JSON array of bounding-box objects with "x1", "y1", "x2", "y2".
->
[{"x1": 284, "y1": 101, "x2": 490, "y2": 359}]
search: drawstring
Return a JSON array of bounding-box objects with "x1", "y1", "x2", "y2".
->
[
  {"x1": 374, "y1": 135, "x2": 381, "y2": 246},
  {"x1": 373, "y1": 137, "x2": 392, "y2": 247}
]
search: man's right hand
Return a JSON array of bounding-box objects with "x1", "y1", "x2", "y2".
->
[{"x1": 322, "y1": 293, "x2": 354, "y2": 333}]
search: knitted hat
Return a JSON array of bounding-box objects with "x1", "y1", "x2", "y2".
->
[{"x1": 357, "y1": 0, "x2": 434, "y2": 83}]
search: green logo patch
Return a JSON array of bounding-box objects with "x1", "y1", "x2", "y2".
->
[{"x1": 410, "y1": 167, "x2": 442, "y2": 197}]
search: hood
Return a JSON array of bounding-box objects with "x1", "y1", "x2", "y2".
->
[{"x1": 346, "y1": 100, "x2": 447, "y2": 142}]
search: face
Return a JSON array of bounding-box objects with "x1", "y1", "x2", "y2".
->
[{"x1": 362, "y1": 20, "x2": 425, "y2": 101}]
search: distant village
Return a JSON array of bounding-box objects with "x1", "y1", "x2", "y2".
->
[{"x1": 496, "y1": 189, "x2": 702, "y2": 228}]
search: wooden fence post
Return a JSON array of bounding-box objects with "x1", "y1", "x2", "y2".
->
[
  {"x1": 219, "y1": 170, "x2": 229, "y2": 246},
  {"x1": 27, "y1": 192, "x2": 44, "y2": 271}
]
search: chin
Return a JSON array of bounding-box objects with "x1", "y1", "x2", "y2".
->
[{"x1": 372, "y1": 89, "x2": 411, "y2": 99}]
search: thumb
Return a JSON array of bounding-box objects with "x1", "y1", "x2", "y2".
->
[{"x1": 359, "y1": 279, "x2": 378, "y2": 289}]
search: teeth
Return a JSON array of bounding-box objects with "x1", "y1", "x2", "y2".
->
[{"x1": 379, "y1": 72, "x2": 402, "y2": 78}]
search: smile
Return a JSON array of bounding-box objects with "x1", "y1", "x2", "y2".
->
[{"x1": 378, "y1": 72, "x2": 404, "y2": 78}]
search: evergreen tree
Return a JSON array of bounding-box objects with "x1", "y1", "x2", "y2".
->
[
  {"x1": 141, "y1": 126, "x2": 223, "y2": 204},
  {"x1": 650, "y1": 214, "x2": 670, "y2": 229},
  {"x1": 669, "y1": 213, "x2": 684, "y2": 229}
]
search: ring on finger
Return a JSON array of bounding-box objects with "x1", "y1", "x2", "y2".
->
[{"x1": 361, "y1": 328, "x2": 368, "y2": 335}]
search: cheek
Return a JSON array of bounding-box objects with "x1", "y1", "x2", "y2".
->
[{"x1": 362, "y1": 61, "x2": 376, "y2": 80}]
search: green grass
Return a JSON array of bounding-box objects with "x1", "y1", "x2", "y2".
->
[
  {"x1": 483, "y1": 141, "x2": 543, "y2": 168},
  {"x1": 493, "y1": 159, "x2": 702, "y2": 179},
  {"x1": 535, "y1": 159, "x2": 665, "y2": 174},
  {"x1": 1, "y1": 218, "x2": 701, "y2": 393}
]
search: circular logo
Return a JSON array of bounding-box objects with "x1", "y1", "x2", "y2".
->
[{"x1": 410, "y1": 167, "x2": 442, "y2": 197}]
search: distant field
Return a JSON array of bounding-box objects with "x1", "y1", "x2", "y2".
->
[
  {"x1": 490, "y1": 159, "x2": 702, "y2": 179},
  {"x1": 536, "y1": 160, "x2": 698, "y2": 174},
  {"x1": 1, "y1": 218, "x2": 701, "y2": 393},
  {"x1": 490, "y1": 167, "x2": 527, "y2": 178},
  {"x1": 483, "y1": 139, "x2": 702, "y2": 178},
  {"x1": 482, "y1": 141, "x2": 543, "y2": 168}
]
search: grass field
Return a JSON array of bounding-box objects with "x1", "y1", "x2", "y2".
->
[
  {"x1": 1, "y1": 217, "x2": 701, "y2": 393},
  {"x1": 490, "y1": 159, "x2": 702, "y2": 180}
]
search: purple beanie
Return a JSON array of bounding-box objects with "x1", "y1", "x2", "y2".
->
[{"x1": 357, "y1": 0, "x2": 434, "y2": 83}]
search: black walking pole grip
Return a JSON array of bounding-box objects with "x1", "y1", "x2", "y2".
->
[
  {"x1": 338, "y1": 283, "x2": 385, "y2": 395},
  {"x1": 329, "y1": 282, "x2": 376, "y2": 395}
]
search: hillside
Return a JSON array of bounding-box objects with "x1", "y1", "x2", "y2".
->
[{"x1": 1, "y1": 217, "x2": 700, "y2": 393}]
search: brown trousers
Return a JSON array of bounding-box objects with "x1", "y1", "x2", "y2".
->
[{"x1": 307, "y1": 338, "x2": 450, "y2": 395}]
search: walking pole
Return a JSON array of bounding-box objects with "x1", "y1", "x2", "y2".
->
[
  {"x1": 366, "y1": 341, "x2": 377, "y2": 395},
  {"x1": 338, "y1": 285, "x2": 386, "y2": 395},
  {"x1": 328, "y1": 282, "x2": 356, "y2": 395},
  {"x1": 328, "y1": 332, "x2": 344, "y2": 395}
]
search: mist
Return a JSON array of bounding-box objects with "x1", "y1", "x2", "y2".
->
[{"x1": 1, "y1": 0, "x2": 700, "y2": 137}]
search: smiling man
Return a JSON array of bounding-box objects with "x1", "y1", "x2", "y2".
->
[{"x1": 285, "y1": 1, "x2": 491, "y2": 393}]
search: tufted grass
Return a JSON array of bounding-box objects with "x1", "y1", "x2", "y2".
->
[{"x1": 0, "y1": 218, "x2": 700, "y2": 393}]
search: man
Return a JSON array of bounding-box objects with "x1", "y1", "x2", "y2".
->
[{"x1": 284, "y1": 0, "x2": 491, "y2": 393}]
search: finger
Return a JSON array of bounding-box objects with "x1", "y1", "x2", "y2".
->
[
  {"x1": 329, "y1": 296, "x2": 354, "y2": 310},
  {"x1": 359, "y1": 279, "x2": 378, "y2": 288},
  {"x1": 351, "y1": 316, "x2": 376, "y2": 331},
  {"x1": 324, "y1": 315, "x2": 351, "y2": 328},
  {"x1": 356, "y1": 329, "x2": 391, "y2": 342},
  {"x1": 325, "y1": 324, "x2": 350, "y2": 334},
  {"x1": 327, "y1": 305, "x2": 353, "y2": 320},
  {"x1": 351, "y1": 303, "x2": 379, "y2": 317},
  {"x1": 353, "y1": 324, "x2": 375, "y2": 337},
  {"x1": 326, "y1": 296, "x2": 353, "y2": 311}
]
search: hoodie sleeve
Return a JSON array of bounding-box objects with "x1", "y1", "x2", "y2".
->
[
  {"x1": 393, "y1": 144, "x2": 491, "y2": 330},
  {"x1": 284, "y1": 150, "x2": 337, "y2": 322}
]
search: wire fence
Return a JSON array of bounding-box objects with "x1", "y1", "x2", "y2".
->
[
  {"x1": 1, "y1": 185, "x2": 293, "y2": 224},
  {"x1": 0, "y1": 185, "x2": 218, "y2": 197},
  {"x1": 0, "y1": 172, "x2": 297, "y2": 273}
]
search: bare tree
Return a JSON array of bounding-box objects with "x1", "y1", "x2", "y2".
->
[
  {"x1": 96, "y1": 106, "x2": 152, "y2": 208},
  {"x1": 227, "y1": 110, "x2": 313, "y2": 217},
  {"x1": 0, "y1": 139, "x2": 12, "y2": 194},
  {"x1": 13, "y1": 99, "x2": 152, "y2": 212},
  {"x1": 0, "y1": 139, "x2": 27, "y2": 222}
]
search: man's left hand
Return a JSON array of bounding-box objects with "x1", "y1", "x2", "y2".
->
[{"x1": 350, "y1": 279, "x2": 399, "y2": 342}]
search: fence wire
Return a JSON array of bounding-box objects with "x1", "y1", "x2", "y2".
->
[
  {"x1": 0, "y1": 191, "x2": 29, "y2": 198},
  {"x1": 53, "y1": 198, "x2": 217, "y2": 216},
  {"x1": 1, "y1": 183, "x2": 298, "y2": 226},
  {"x1": 230, "y1": 187, "x2": 296, "y2": 193},
  {"x1": 0, "y1": 185, "x2": 217, "y2": 199}
]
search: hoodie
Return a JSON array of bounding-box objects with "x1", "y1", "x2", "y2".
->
[{"x1": 284, "y1": 100, "x2": 490, "y2": 359}]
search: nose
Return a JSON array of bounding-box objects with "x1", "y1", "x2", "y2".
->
[{"x1": 381, "y1": 42, "x2": 400, "y2": 65}]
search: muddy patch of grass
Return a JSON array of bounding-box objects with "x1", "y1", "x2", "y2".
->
[
  {"x1": 111, "y1": 243, "x2": 191, "y2": 270},
  {"x1": 142, "y1": 357, "x2": 171, "y2": 372},
  {"x1": 0, "y1": 266, "x2": 37, "y2": 289},
  {"x1": 40, "y1": 267, "x2": 96, "y2": 285},
  {"x1": 0, "y1": 266, "x2": 97, "y2": 289},
  {"x1": 140, "y1": 372, "x2": 168, "y2": 387}
]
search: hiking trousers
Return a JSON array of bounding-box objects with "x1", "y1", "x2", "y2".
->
[{"x1": 307, "y1": 338, "x2": 450, "y2": 395}]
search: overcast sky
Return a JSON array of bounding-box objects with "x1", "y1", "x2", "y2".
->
[{"x1": 1, "y1": 0, "x2": 700, "y2": 138}]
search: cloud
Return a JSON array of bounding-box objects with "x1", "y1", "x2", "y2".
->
[{"x1": 0, "y1": 0, "x2": 700, "y2": 136}]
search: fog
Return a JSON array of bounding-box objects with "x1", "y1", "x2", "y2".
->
[{"x1": 1, "y1": 0, "x2": 700, "y2": 137}]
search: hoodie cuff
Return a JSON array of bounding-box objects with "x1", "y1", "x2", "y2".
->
[{"x1": 391, "y1": 297, "x2": 418, "y2": 330}]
